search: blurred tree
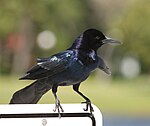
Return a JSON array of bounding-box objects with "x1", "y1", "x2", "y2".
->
[
  {"x1": 109, "y1": 0, "x2": 150, "y2": 73},
  {"x1": 0, "y1": 0, "x2": 90, "y2": 74},
  {"x1": 0, "y1": 0, "x2": 127, "y2": 75}
]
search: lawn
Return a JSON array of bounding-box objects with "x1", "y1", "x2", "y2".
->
[{"x1": 0, "y1": 75, "x2": 150, "y2": 116}]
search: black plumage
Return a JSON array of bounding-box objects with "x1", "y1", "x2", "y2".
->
[{"x1": 10, "y1": 28, "x2": 120, "y2": 116}]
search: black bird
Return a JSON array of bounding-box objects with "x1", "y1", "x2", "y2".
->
[{"x1": 10, "y1": 28, "x2": 120, "y2": 116}]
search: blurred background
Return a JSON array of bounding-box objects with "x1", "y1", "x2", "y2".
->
[{"x1": 0, "y1": 0, "x2": 150, "y2": 125}]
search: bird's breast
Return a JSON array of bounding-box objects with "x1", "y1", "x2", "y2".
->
[
  {"x1": 50, "y1": 53, "x2": 99, "y2": 86},
  {"x1": 66, "y1": 57, "x2": 98, "y2": 82}
]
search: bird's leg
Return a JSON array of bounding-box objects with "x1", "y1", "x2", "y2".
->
[
  {"x1": 52, "y1": 85, "x2": 64, "y2": 118},
  {"x1": 73, "y1": 84, "x2": 94, "y2": 113},
  {"x1": 81, "y1": 98, "x2": 94, "y2": 113},
  {"x1": 53, "y1": 93, "x2": 64, "y2": 117}
]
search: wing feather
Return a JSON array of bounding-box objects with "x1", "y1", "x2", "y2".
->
[
  {"x1": 20, "y1": 51, "x2": 73, "y2": 80},
  {"x1": 98, "y1": 56, "x2": 111, "y2": 75}
]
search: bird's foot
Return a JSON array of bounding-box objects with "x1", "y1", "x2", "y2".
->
[
  {"x1": 82, "y1": 99, "x2": 94, "y2": 113},
  {"x1": 53, "y1": 99, "x2": 64, "y2": 118}
]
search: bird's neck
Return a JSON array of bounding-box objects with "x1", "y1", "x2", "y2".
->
[
  {"x1": 78, "y1": 49, "x2": 97, "y2": 57},
  {"x1": 69, "y1": 35, "x2": 99, "y2": 52},
  {"x1": 75, "y1": 49, "x2": 97, "y2": 67},
  {"x1": 69, "y1": 34, "x2": 83, "y2": 49}
]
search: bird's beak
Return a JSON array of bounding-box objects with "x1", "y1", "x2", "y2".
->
[{"x1": 102, "y1": 36, "x2": 121, "y2": 45}]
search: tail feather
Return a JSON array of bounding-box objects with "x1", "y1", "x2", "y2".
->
[{"x1": 10, "y1": 80, "x2": 52, "y2": 104}]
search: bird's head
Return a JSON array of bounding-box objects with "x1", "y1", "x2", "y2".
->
[{"x1": 70, "y1": 28, "x2": 120, "y2": 51}]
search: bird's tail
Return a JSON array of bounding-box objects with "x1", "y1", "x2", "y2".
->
[{"x1": 10, "y1": 80, "x2": 52, "y2": 104}]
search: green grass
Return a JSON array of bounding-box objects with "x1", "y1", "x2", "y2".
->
[{"x1": 1, "y1": 75, "x2": 150, "y2": 115}]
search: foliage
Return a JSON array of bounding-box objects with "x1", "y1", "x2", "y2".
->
[
  {"x1": 0, "y1": 0, "x2": 88, "y2": 45},
  {"x1": 0, "y1": 0, "x2": 90, "y2": 74},
  {"x1": 1, "y1": 0, "x2": 150, "y2": 75},
  {"x1": 109, "y1": 0, "x2": 150, "y2": 73}
]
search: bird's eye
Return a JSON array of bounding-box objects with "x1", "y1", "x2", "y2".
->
[{"x1": 95, "y1": 36, "x2": 100, "y2": 40}]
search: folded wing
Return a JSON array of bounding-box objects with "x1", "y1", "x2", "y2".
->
[
  {"x1": 98, "y1": 56, "x2": 111, "y2": 75},
  {"x1": 19, "y1": 51, "x2": 73, "y2": 80}
]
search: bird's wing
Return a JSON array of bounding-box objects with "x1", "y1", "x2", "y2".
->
[
  {"x1": 98, "y1": 56, "x2": 111, "y2": 75},
  {"x1": 19, "y1": 51, "x2": 73, "y2": 80}
]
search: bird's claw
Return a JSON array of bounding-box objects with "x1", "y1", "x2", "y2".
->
[
  {"x1": 53, "y1": 99, "x2": 64, "y2": 118},
  {"x1": 82, "y1": 100, "x2": 94, "y2": 113}
]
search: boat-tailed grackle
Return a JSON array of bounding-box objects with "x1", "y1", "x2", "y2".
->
[{"x1": 10, "y1": 28, "x2": 120, "y2": 117}]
